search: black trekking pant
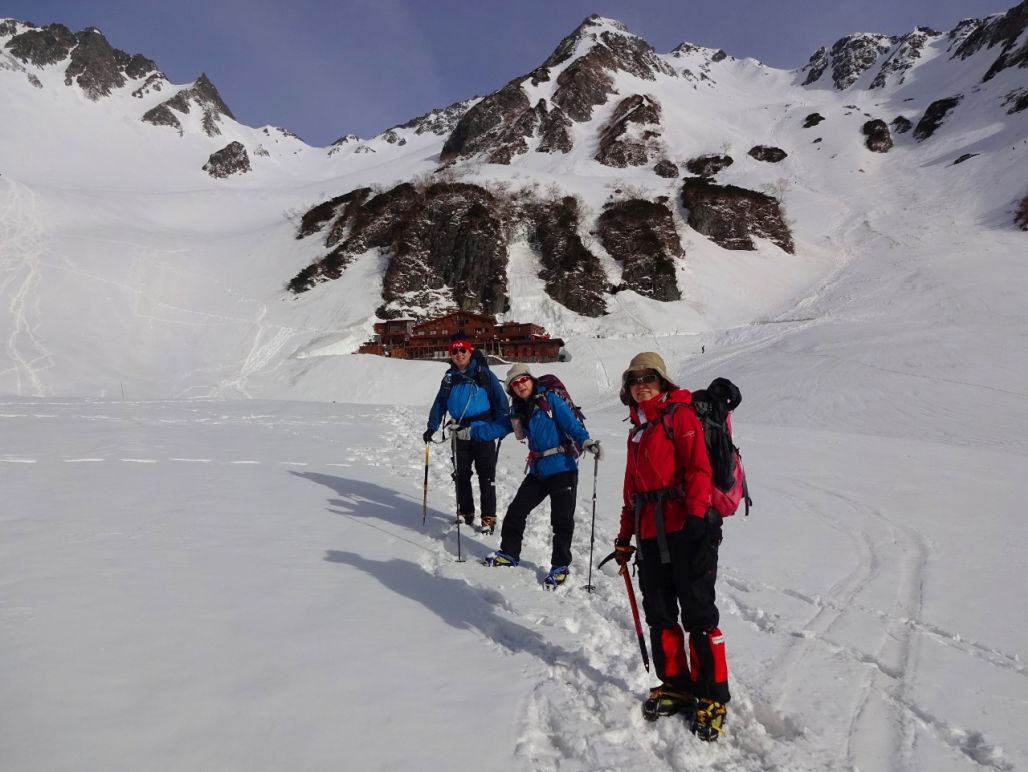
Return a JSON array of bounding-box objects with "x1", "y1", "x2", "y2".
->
[
  {"x1": 637, "y1": 524, "x2": 730, "y2": 703},
  {"x1": 499, "y1": 470, "x2": 577, "y2": 568},
  {"x1": 454, "y1": 437, "x2": 496, "y2": 519}
]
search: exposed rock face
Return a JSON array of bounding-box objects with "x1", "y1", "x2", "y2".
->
[
  {"x1": 439, "y1": 78, "x2": 536, "y2": 164},
  {"x1": 525, "y1": 196, "x2": 607, "y2": 317},
  {"x1": 142, "y1": 73, "x2": 235, "y2": 137},
  {"x1": 5, "y1": 23, "x2": 76, "y2": 66},
  {"x1": 594, "y1": 94, "x2": 663, "y2": 167},
  {"x1": 913, "y1": 95, "x2": 963, "y2": 141},
  {"x1": 535, "y1": 100, "x2": 574, "y2": 153},
  {"x1": 801, "y1": 47, "x2": 830, "y2": 86},
  {"x1": 891, "y1": 115, "x2": 913, "y2": 133},
  {"x1": 296, "y1": 188, "x2": 370, "y2": 240},
  {"x1": 1016, "y1": 194, "x2": 1028, "y2": 231},
  {"x1": 803, "y1": 34, "x2": 896, "y2": 89},
  {"x1": 748, "y1": 145, "x2": 788, "y2": 163},
  {"x1": 870, "y1": 27, "x2": 939, "y2": 89},
  {"x1": 653, "y1": 159, "x2": 679, "y2": 178},
  {"x1": 1004, "y1": 88, "x2": 1028, "y2": 113},
  {"x1": 548, "y1": 48, "x2": 618, "y2": 123},
  {"x1": 685, "y1": 154, "x2": 733, "y2": 178},
  {"x1": 5, "y1": 23, "x2": 158, "y2": 100},
  {"x1": 680, "y1": 178, "x2": 794, "y2": 253},
  {"x1": 202, "y1": 141, "x2": 250, "y2": 178},
  {"x1": 953, "y1": 1, "x2": 1028, "y2": 82},
  {"x1": 803, "y1": 112, "x2": 825, "y2": 128},
  {"x1": 952, "y1": 153, "x2": 979, "y2": 165},
  {"x1": 289, "y1": 183, "x2": 511, "y2": 319},
  {"x1": 440, "y1": 15, "x2": 675, "y2": 165},
  {"x1": 597, "y1": 199, "x2": 682, "y2": 301},
  {"x1": 862, "y1": 119, "x2": 893, "y2": 152}
]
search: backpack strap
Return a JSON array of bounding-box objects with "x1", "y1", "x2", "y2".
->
[{"x1": 632, "y1": 484, "x2": 685, "y2": 565}]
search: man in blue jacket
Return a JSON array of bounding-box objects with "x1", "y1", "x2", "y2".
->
[{"x1": 424, "y1": 333, "x2": 509, "y2": 531}]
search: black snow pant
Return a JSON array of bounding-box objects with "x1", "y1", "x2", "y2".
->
[
  {"x1": 454, "y1": 437, "x2": 496, "y2": 520},
  {"x1": 637, "y1": 518, "x2": 730, "y2": 703},
  {"x1": 499, "y1": 470, "x2": 577, "y2": 568}
]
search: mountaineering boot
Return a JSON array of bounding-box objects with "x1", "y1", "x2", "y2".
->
[
  {"x1": 641, "y1": 685, "x2": 696, "y2": 722},
  {"x1": 691, "y1": 699, "x2": 727, "y2": 741},
  {"x1": 453, "y1": 513, "x2": 475, "y2": 526},
  {"x1": 543, "y1": 566, "x2": 569, "y2": 589},
  {"x1": 481, "y1": 515, "x2": 497, "y2": 534},
  {"x1": 484, "y1": 550, "x2": 519, "y2": 567}
]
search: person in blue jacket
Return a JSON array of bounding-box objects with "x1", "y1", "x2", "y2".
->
[
  {"x1": 424, "y1": 333, "x2": 509, "y2": 531},
  {"x1": 457, "y1": 363, "x2": 602, "y2": 588}
]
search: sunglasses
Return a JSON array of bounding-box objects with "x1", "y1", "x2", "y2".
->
[
  {"x1": 450, "y1": 345, "x2": 469, "y2": 355},
  {"x1": 509, "y1": 375, "x2": 532, "y2": 388},
  {"x1": 626, "y1": 373, "x2": 660, "y2": 387}
]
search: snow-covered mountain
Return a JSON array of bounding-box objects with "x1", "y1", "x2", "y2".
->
[
  {"x1": 0, "y1": 8, "x2": 1025, "y2": 398},
  {"x1": 1, "y1": 7, "x2": 1026, "y2": 771}
]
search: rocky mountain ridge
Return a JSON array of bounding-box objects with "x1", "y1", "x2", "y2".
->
[{"x1": 2, "y1": 6, "x2": 1025, "y2": 326}]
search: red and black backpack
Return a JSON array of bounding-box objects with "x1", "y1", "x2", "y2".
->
[{"x1": 661, "y1": 377, "x2": 752, "y2": 517}]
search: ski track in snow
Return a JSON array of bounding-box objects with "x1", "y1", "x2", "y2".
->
[{"x1": 0, "y1": 178, "x2": 54, "y2": 396}]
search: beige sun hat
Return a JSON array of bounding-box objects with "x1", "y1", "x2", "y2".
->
[
  {"x1": 504, "y1": 363, "x2": 534, "y2": 391},
  {"x1": 619, "y1": 351, "x2": 677, "y2": 405}
]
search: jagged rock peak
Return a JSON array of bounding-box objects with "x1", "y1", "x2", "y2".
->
[
  {"x1": 802, "y1": 33, "x2": 898, "y2": 89},
  {"x1": 538, "y1": 15, "x2": 676, "y2": 80},
  {"x1": 952, "y1": 0, "x2": 1028, "y2": 82},
  {"x1": 439, "y1": 16, "x2": 677, "y2": 165},
  {"x1": 141, "y1": 73, "x2": 234, "y2": 137},
  {"x1": 541, "y1": 15, "x2": 631, "y2": 68},
  {"x1": 870, "y1": 26, "x2": 941, "y2": 89},
  {"x1": 2, "y1": 20, "x2": 159, "y2": 100},
  {"x1": 393, "y1": 97, "x2": 479, "y2": 137}
]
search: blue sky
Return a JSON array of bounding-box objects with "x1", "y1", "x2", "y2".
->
[{"x1": 1, "y1": 0, "x2": 1013, "y2": 146}]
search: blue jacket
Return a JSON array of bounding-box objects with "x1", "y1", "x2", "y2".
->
[
  {"x1": 470, "y1": 388, "x2": 589, "y2": 479},
  {"x1": 427, "y1": 357, "x2": 509, "y2": 433}
]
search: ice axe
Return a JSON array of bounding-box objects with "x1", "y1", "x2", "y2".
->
[{"x1": 598, "y1": 549, "x2": 650, "y2": 672}]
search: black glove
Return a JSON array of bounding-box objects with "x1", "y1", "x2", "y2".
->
[
  {"x1": 422, "y1": 430, "x2": 434, "y2": 444},
  {"x1": 683, "y1": 515, "x2": 707, "y2": 543},
  {"x1": 690, "y1": 509, "x2": 723, "y2": 577}
]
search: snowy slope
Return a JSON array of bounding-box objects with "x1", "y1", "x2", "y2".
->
[{"x1": 1, "y1": 10, "x2": 1027, "y2": 772}]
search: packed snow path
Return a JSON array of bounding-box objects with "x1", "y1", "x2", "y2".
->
[{"x1": 2, "y1": 399, "x2": 1023, "y2": 771}]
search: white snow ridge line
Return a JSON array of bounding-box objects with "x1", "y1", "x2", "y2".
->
[
  {"x1": 120, "y1": 458, "x2": 158, "y2": 463},
  {"x1": 170, "y1": 458, "x2": 212, "y2": 463},
  {"x1": 63, "y1": 458, "x2": 105, "y2": 462},
  {"x1": 2, "y1": 458, "x2": 37, "y2": 463}
]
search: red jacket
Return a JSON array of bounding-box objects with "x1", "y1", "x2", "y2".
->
[{"x1": 618, "y1": 389, "x2": 713, "y2": 542}]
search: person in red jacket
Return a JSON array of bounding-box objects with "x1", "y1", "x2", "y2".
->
[{"x1": 613, "y1": 352, "x2": 730, "y2": 741}]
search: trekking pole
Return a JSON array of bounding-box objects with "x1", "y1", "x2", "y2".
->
[
  {"x1": 598, "y1": 550, "x2": 650, "y2": 672},
  {"x1": 584, "y1": 453, "x2": 599, "y2": 593},
  {"x1": 422, "y1": 443, "x2": 430, "y2": 527}
]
